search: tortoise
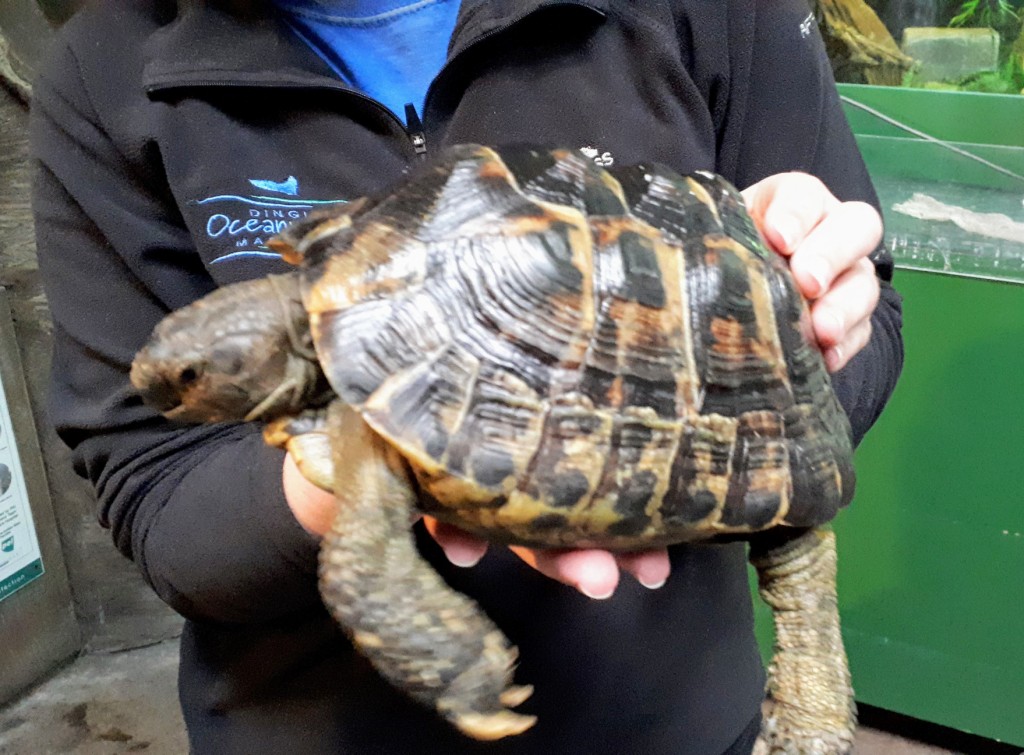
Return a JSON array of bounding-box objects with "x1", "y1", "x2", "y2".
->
[{"x1": 131, "y1": 144, "x2": 857, "y2": 752}]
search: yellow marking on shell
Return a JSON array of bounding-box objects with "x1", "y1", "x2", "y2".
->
[
  {"x1": 740, "y1": 410, "x2": 792, "y2": 529},
  {"x1": 755, "y1": 467, "x2": 792, "y2": 528},
  {"x1": 296, "y1": 213, "x2": 355, "y2": 256},
  {"x1": 568, "y1": 504, "x2": 628, "y2": 536},
  {"x1": 474, "y1": 146, "x2": 512, "y2": 180},
  {"x1": 687, "y1": 412, "x2": 739, "y2": 525},
  {"x1": 589, "y1": 217, "x2": 700, "y2": 409},
  {"x1": 599, "y1": 167, "x2": 629, "y2": 206},
  {"x1": 685, "y1": 176, "x2": 722, "y2": 225},
  {"x1": 626, "y1": 407, "x2": 680, "y2": 532},
  {"x1": 307, "y1": 221, "x2": 428, "y2": 317},
  {"x1": 477, "y1": 148, "x2": 597, "y2": 365},
  {"x1": 702, "y1": 234, "x2": 790, "y2": 386},
  {"x1": 751, "y1": 291, "x2": 790, "y2": 387},
  {"x1": 486, "y1": 491, "x2": 555, "y2": 532},
  {"x1": 461, "y1": 488, "x2": 619, "y2": 545},
  {"x1": 658, "y1": 233, "x2": 701, "y2": 411},
  {"x1": 730, "y1": 239, "x2": 790, "y2": 387},
  {"x1": 423, "y1": 471, "x2": 508, "y2": 509},
  {"x1": 709, "y1": 316, "x2": 745, "y2": 356},
  {"x1": 534, "y1": 202, "x2": 596, "y2": 368},
  {"x1": 533, "y1": 399, "x2": 613, "y2": 531}
]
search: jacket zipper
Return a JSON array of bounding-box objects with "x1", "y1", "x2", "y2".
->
[
  {"x1": 416, "y1": 1, "x2": 606, "y2": 156},
  {"x1": 404, "y1": 104, "x2": 428, "y2": 159},
  {"x1": 148, "y1": 2, "x2": 607, "y2": 162}
]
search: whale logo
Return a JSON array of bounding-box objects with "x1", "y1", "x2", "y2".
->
[{"x1": 248, "y1": 176, "x2": 299, "y2": 196}]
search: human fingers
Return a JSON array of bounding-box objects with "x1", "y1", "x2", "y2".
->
[
  {"x1": 508, "y1": 546, "x2": 620, "y2": 600},
  {"x1": 507, "y1": 546, "x2": 671, "y2": 597},
  {"x1": 742, "y1": 172, "x2": 836, "y2": 259},
  {"x1": 282, "y1": 453, "x2": 337, "y2": 537},
  {"x1": 424, "y1": 516, "x2": 489, "y2": 568},
  {"x1": 742, "y1": 172, "x2": 882, "y2": 298},
  {"x1": 424, "y1": 517, "x2": 663, "y2": 599},
  {"x1": 822, "y1": 317, "x2": 873, "y2": 374},
  {"x1": 810, "y1": 257, "x2": 880, "y2": 372},
  {"x1": 785, "y1": 199, "x2": 882, "y2": 301},
  {"x1": 614, "y1": 549, "x2": 671, "y2": 590}
]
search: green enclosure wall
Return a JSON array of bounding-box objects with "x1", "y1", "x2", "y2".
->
[
  {"x1": 754, "y1": 84, "x2": 1024, "y2": 746},
  {"x1": 838, "y1": 270, "x2": 1024, "y2": 744}
]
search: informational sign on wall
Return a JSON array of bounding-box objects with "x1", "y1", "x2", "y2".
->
[{"x1": 0, "y1": 367, "x2": 43, "y2": 602}]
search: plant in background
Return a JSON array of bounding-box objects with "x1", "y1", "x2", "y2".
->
[
  {"x1": 948, "y1": 0, "x2": 1020, "y2": 29},
  {"x1": 943, "y1": 0, "x2": 1024, "y2": 92}
]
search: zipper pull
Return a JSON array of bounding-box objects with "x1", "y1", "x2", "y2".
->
[{"x1": 404, "y1": 103, "x2": 428, "y2": 158}]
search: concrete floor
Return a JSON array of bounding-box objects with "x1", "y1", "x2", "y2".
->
[{"x1": 0, "y1": 640, "x2": 987, "y2": 754}]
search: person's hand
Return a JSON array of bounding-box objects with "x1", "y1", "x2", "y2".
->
[
  {"x1": 742, "y1": 172, "x2": 882, "y2": 372},
  {"x1": 425, "y1": 517, "x2": 670, "y2": 600},
  {"x1": 283, "y1": 453, "x2": 671, "y2": 598},
  {"x1": 283, "y1": 452, "x2": 337, "y2": 536}
]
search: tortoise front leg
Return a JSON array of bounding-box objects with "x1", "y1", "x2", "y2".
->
[
  {"x1": 264, "y1": 408, "x2": 334, "y2": 492},
  {"x1": 319, "y1": 401, "x2": 536, "y2": 740},
  {"x1": 749, "y1": 528, "x2": 856, "y2": 755}
]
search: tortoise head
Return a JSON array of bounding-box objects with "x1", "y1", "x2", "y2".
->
[{"x1": 130, "y1": 273, "x2": 329, "y2": 424}]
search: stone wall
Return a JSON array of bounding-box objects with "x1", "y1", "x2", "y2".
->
[{"x1": 0, "y1": 12, "x2": 181, "y2": 657}]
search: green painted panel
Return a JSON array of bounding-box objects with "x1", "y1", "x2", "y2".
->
[
  {"x1": 838, "y1": 84, "x2": 1024, "y2": 147},
  {"x1": 839, "y1": 269, "x2": 1024, "y2": 745},
  {"x1": 755, "y1": 269, "x2": 1024, "y2": 746},
  {"x1": 752, "y1": 79, "x2": 1024, "y2": 747},
  {"x1": 855, "y1": 135, "x2": 1024, "y2": 191}
]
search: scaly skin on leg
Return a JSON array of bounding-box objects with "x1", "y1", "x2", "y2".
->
[
  {"x1": 749, "y1": 529, "x2": 855, "y2": 755},
  {"x1": 264, "y1": 408, "x2": 335, "y2": 492},
  {"x1": 318, "y1": 402, "x2": 536, "y2": 740}
]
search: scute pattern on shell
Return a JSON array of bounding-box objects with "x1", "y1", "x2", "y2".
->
[{"x1": 300, "y1": 145, "x2": 854, "y2": 549}]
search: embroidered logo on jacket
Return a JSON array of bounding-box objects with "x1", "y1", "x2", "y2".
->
[
  {"x1": 249, "y1": 175, "x2": 300, "y2": 196},
  {"x1": 800, "y1": 12, "x2": 815, "y2": 38},
  {"x1": 194, "y1": 178, "x2": 347, "y2": 265},
  {"x1": 580, "y1": 146, "x2": 614, "y2": 167}
]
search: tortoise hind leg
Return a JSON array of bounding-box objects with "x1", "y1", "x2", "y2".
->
[
  {"x1": 749, "y1": 528, "x2": 856, "y2": 755},
  {"x1": 319, "y1": 401, "x2": 536, "y2": 740}
]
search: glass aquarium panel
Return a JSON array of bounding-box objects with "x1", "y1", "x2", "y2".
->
[
  {"x1": 818, "y1": 3, "x2": 1024, "y2": 284},
  {"x1": 835, "y1": 83, "x2": 1024, "y2": 284}
]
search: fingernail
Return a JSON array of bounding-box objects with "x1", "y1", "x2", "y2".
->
[
  {"x1": 805, "y1": 258, "x2": 830, "y2": 297},
  {"x1": 579, "y1": 583, "x2": 615, "y2": 600},
  {"x1": 445, "y1": 547, "x2": 483, "y2": 568},
  {"x1": 820, "y1": 307, "x2": 844, "y2": 342},
  {"x1": 771, "y1": 215, "x2": 800, "y2": 252},
  {"x1": 639, "y1": 576, "x2": 667, "y2": 590},
  {"x1": 824, "y1": 345, "x2": 843, "y2": 373}
]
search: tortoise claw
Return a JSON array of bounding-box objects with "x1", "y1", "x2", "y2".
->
[
  {"x1": 450, "y1": 710, "x2": 538, "y2": 741},
  {"x1": 499, "y1": 684, "x2": 534, "y2": 708}
]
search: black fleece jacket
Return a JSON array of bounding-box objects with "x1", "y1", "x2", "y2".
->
[{"x1": 31, "y1": 1, "x2": 903, "y2": 753}]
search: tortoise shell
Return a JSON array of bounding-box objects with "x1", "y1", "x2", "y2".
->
[{"x1": 282, "y1": 145, "x2": 854, "y2": 549}]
